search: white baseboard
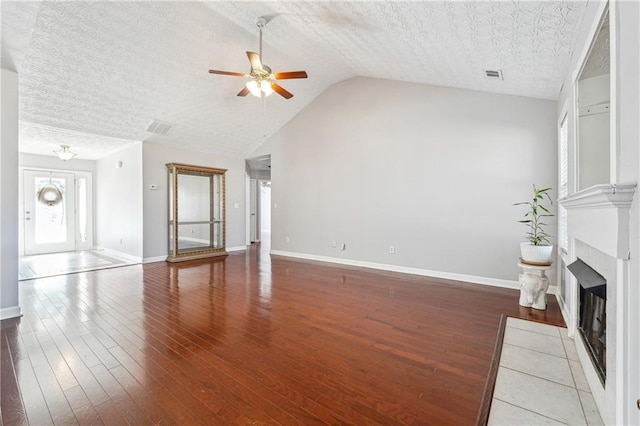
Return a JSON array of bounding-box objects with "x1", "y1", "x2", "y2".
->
[
  {"x1": 94, "y1": 247, "x2": 142, "y2": 264},
  {"x1": 143, "y1": 256, "x2": 167, "y2": 263},
  {"x1": 227, "y1": 246, "x2": 247, "y2": 252},
  {"x1": 0, "y1": 305, "x2": 23, "y2": 320},
  {"x1": 270, "y1": 250, "x2": 520, "y2": 290}
]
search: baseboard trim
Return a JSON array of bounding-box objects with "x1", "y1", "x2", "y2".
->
[
  {"x1": 270, "y1": 250, "x2": 520, "y2": 290},
  {"x1": 143, "y1": 256, "x2": 167, "y2": 264},
  {"x1": 94, "y1": 247, "x2": 142, "y2": 264},
  {"x1": 0, "y1": 305, "x2": 23, "y2": 321},
  {"x1": 227, "y1": 246, "x2": 247, "y2": 252}
]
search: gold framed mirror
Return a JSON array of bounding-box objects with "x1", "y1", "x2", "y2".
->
[{"x1": 167, "y1": 163, "x2": 227, "y2": 262}]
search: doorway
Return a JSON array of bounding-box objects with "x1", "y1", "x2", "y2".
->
[
  {"x1": 21, "y1": 169, "x2": 93, "y2": 255},
  {"x1": 245, "y1": 154, "x2": 271, "y2": 253},
  {"x1": 259, "y1": 180, "x2": 271, "y2": 252}
]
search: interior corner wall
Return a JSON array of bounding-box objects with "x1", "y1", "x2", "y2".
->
[
  {"x1": 96, "y1": 143, "x2": 143, "y2": 259},
  {"x1": 1, "y1": 68, "x2": 21, "y2": 319},
  {"x1": 142, "y1": 143, "x2": 247, "y2": 261},
  {"x1": 258, "y1": 77, "x2": 557, "y2": 283}
]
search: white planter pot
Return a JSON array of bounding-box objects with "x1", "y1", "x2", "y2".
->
[{"x1": 520, "y1": 242, "x2": 554, "y2": 265}]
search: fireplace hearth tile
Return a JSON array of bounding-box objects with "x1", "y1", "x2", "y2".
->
[
  {"x1": 488, "y1": 399, "x2": 564, "y2": 425},
  {"x1": 506, "y1": 317, "x2": 562, "y2": 338},
  {"x1": 559, "y1": 327, "x2": 572, "y2": 341},
  {"x1": 504, "y1": 327, "x2": 566, "y2": 358},
  {"x1": 487, "y1": 318, "x2": 604, "y2": 425},
  {"x1": 569, "y1": 359, "x2": 591, "y2": 392},
  {"x1": 578, "y1": 390, "x2": 605, "y2": 425},
  {"x1": 500, "y1": 343, "x2": 574, "y2": 387},
  {"x1": 562, "y1": 337, "x2": 580, "y2": 361},
  {"x1": 493, "y1": 367, "x2": 586, "y2": 424}
]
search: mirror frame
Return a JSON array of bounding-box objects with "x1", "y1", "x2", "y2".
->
[{"x1": 166, "y1": 162, "x2": 227, "y2": 262}]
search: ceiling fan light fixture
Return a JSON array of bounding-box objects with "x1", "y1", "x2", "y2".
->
[
  {"x1": 246, "y1": 80, "x2": 273, "y2": 97},
  {"x1": 208, "y1": 16, "x2": 307, "y2": 99},
  {"x1": 260, "y1": 80, "x2": 274, "y2": 96},
  {"x1": 54, "y1": 144, "x2": 77, "y2": 161},
  {"x1": 246, "y1": 80, "x2": 261, "y2": 97}
]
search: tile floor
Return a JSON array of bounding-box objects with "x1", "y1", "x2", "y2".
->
[
  {"x1": 488, "y1": 317, "x2": 604, "y2": 426},
  {"x1": 18, "y1": 249, "x2": 138, "y2": 280}
]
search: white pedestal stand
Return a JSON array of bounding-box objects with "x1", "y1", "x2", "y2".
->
[{"x1": 517, "y1": 261, "x2": 552, "y2": 310}]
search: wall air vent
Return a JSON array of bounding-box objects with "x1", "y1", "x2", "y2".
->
[
  {"x1": 484, "y1": 69, "x2": 503, "y2": 80},
  {"x1": 146, "y1": 120, "x2": 173, "y2": 136}
]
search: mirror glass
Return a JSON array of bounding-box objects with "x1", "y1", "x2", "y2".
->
[{"x1": 577, "y1": 11, "x2": 610, "y2": 190}]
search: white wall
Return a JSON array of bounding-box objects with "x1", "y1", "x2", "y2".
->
[
  {"x1": 19, "y1": 153, "x2": 97, "y2": 174},
  {"x1": 96, "y1": 143, "x2": 143, "y2": 259},
  {"x1": 250, "y1": 77, "x2": 557, "y2": 284},
  {"x1": 0, "y1": 68, "x2": 21, "y2": 320},
  {"x1": 142, "y1": 142, "x2": 247, "y2": 261}
]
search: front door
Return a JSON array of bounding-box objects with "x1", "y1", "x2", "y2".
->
[{"x1": 23, "y1": 170, "x2": 76, "y2": 255}]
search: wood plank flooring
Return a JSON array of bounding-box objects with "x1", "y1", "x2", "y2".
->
[{"x1": 1, "y1": 245, "x2": 564, "y2": 425}]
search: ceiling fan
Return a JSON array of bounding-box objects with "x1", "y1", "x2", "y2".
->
[{"x1": 209, "y1": 17, "x2": 308, "y2": 99}]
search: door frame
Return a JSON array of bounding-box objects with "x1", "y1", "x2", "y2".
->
[{"x1": 19, "y1": 167, "x2": 94, "y2": 255}]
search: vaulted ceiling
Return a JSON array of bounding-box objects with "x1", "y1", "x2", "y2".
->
[{"x1": 2, "y1": 1, "x2": 588, "y2": 160}]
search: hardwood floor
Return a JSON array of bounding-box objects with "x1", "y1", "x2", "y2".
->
[{"x1": 1, "y1": 245, "x2": 564, "y2": 425}]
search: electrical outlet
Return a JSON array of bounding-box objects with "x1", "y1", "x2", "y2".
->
[
  {"x1": 332, "y1": 241, "x2": 337, "y2": 248},
  {"x1": 389, "y1": 245, "x2": 395, "y2": 254},
  {"x1": 341, "y1": 243, "x2": 346, "y2": 251},
  {"x1": 285, "y1": 237, "x2": 290, "y2": 243}
]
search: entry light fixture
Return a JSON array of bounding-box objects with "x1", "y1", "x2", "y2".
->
[{"x1": 54, "y1": 144, "x2": 77, "y2": 161}]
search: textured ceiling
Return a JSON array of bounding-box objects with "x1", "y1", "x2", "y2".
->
[{"x1": 2, "y1": 1, "x2": 588, "y2": 161}]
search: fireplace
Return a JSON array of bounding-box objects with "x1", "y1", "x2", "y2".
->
[{"x1": 568, "y1": 258, "x2": 607, "y2": 385}]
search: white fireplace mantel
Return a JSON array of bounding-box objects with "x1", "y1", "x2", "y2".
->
[{"x1": 559, "y1": 183, "x2": 636, "y2": 260}]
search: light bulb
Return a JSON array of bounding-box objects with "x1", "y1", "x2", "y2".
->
[
  {"x1": 260, "y1": 81, "x2": 274, "y2": 96},
  {"x1": 246, "y1": 80, "x2": 261, "y2": 97}
]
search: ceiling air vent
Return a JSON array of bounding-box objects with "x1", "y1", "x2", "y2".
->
[
  {"x1": 484, "y1": 69, "x2": 503, "y2": 80},
  {"x1": 146, "y1": 120, "x2": 173, "y2": 136}
]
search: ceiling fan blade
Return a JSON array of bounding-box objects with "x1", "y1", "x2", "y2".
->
[
  {"x1": 209, "y1": 70, "x2": 245, "y2": 77},
  {"x1": 237, "y1": 87, "x2": 250, "y2": 97},
  {"x1": 274, "y1": 71, "x2": 308, "y2": 80},
  {"x1": 246, "y1": 51, "x2": 263, "y2": 71},
  {"x1": 271, "y1": 83, "x2": 294, "y2": 99}
]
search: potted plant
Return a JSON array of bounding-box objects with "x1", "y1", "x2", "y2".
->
[{"x1": 514, "y1": 185, "x2": 554, "y2": 265}]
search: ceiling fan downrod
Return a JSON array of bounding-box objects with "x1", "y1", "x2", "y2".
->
[{"x1": 256, "y1": 17, "x2": 266, "y2": 60}]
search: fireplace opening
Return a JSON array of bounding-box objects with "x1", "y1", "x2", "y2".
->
[{"x1": 567, "y1": 258, "x2": 606, "y2": 385}]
